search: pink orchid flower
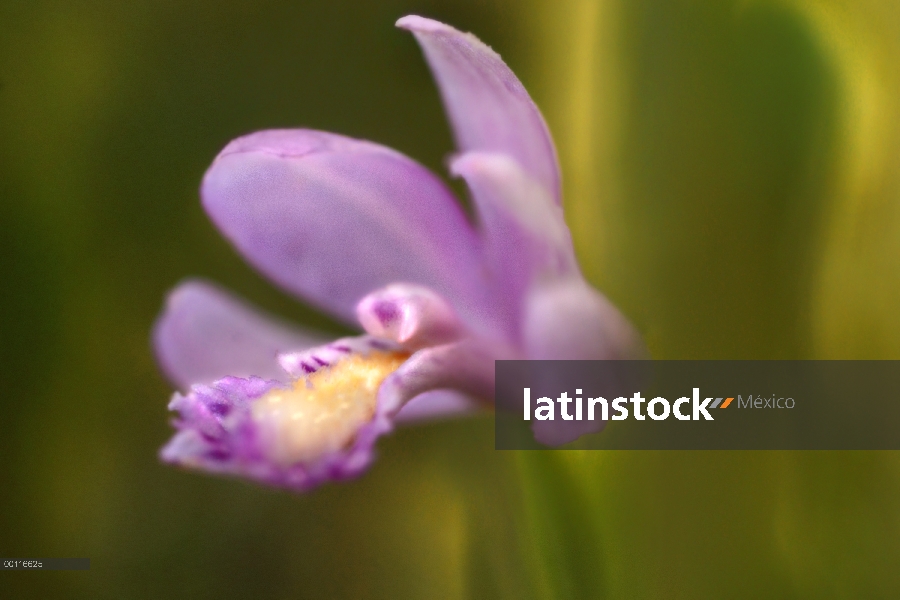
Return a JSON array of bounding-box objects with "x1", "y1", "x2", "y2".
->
[{"x1": 153, "y1": 15, "x2": 644, "y2": 491}]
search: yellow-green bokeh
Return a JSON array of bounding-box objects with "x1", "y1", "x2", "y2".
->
[{"x1": 522, "y1": 1, "x2": 900, "y2": 598}]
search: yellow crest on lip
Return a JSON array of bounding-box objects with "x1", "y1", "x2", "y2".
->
[{"x1": 251, "y1": 351, "x2": 407, "y2": 465}]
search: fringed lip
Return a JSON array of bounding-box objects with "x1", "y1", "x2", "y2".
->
[
  {"x1": 160, "y1": 328, "x2": 509, "y2": 491},
  {"x1": 161, "y1": 337, "x2": 415, "y2": 491}
]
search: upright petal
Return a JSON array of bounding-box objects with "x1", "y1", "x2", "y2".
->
[
  {"x1": 201, "y1": 129, "x2": 485, "y2": 325},
  {"x1": 397, "y1": 15, "x2": 561, "y2": 202},
  {"x1": 152, "y1": 279, "x2": 325, "y2": 388},
  {"x1": 452, "y1": 152, "x2": 578, "y2": 338}
]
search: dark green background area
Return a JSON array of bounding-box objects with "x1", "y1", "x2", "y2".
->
[{"x1": 2, "y1": 0, "x2": 898, "y2": 598}]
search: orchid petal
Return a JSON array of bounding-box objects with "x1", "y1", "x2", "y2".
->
[
  {"x1": 201, "y1": 129, "x2": 484, "y2": 324},
  {"x1": 397, "y1": 15, "x2": 561, "y2": 202},
  {"x1": 152, "y1": 280, "x2": 324, "y2": 388},
  {"x1": 522, "y1": 278, "x2": 647, "y2": 360},
  {"x1": 356, "y1": 283, "x2": 465, "y2": 351}
]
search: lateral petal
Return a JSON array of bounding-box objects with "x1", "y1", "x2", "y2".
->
[
  {"x1": 152, "y1": 279, "x2": 324, "y2": 388},
  {"x1": 201, "y1": 129, "x2": 484, "y2": 325}
]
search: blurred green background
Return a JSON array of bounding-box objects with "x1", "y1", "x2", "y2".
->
[{"x1": 2, "y1": 0, "x2": 899, "y2": 597}]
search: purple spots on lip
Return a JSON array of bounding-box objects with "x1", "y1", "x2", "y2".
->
[
  {"x1": 368, "y1": 339, "x2": 391, "y2": 350},
  {"x1": 200, "y1": 432, "x2": 221, "y2": 444},
  {"x1": 208, "y1": 402, "x2": 230, "y2": 417},
  {"x1": 207, "y1": 449, "x2": 231, "y2": 461},
  {"x1": 278, "y1": 336, "x2": 404, "y2": 379},
  {"x1": 373, "y1": 300, "x2": 399, "y2": 324}
]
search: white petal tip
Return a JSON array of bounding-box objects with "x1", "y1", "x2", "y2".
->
[{"x1": 395, "y1": 15, "x2": 449, "y2": 33}]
